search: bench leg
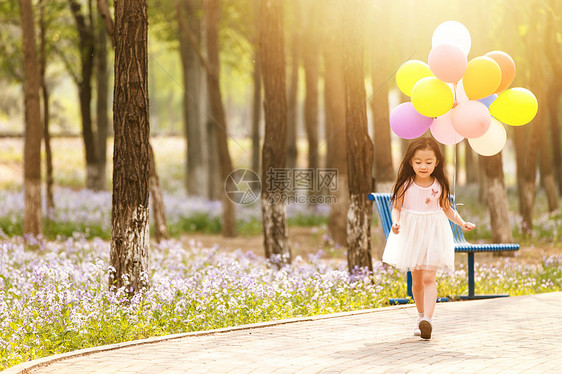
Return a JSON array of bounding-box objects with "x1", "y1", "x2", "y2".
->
[{"x1": 459, "y1": 252, "x2": 510, "y2": 300}]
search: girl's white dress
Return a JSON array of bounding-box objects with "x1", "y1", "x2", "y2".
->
[{"x1": 382, "y1": 178, "x2": 455, "y2": 272}]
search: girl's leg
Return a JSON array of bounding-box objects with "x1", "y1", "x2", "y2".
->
[
  {"x1": 411, "y1": 270, "x2": 424, "y2": 315},
  {"x1": 421, "y1": 269, "x2": 437, "y2": 318}
]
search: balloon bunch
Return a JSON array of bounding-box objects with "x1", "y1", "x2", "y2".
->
[{"x1": 390, "y1": 21, "x2": 538, "y2": 156}]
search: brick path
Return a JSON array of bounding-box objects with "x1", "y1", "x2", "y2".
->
[{"x1": 6, "y1": 292, "x2": 561, "y2": 374}]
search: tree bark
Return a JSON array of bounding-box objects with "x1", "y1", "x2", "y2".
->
[
  {"x1": 39, "y1": 0, "x2": 54, "y2": 215},
  {"x1": 176, "y1": 0, "x2": 208, "y2": 197},
  {"x1": 481, "y1": 153, "x2": 514, "y2": 247},
  {"x1": 149, "y1": 144, "x2": 170, "y2": 243},
  {"x1": 20, "y1": 0, "x2": 43, "y2": 237},
  {"x1": 69, "y1": 0, "x2": 100, "y2": 190},
  {"x1": 205, "y1": 0, "x2": 236, "y2": 237},
  {"x1": 323, "y1": 0, "x2": 348, "y2": 247},
  {"x1": 110, "y1": 0, "x2": 150, "y2": 294},
  {"x1": 95, "y1": 7, "x2": 109, "y2": 191},
  {"x1": 343, "y1": 0, "x2": 373, "y2": 273},
  {"x1": 259, "y1": 0, "x2": 291, "y2": 266}
]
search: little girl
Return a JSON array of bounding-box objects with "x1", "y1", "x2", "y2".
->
[{"x1": 382, "y1": 137, "x2": 475, "y2": 340}]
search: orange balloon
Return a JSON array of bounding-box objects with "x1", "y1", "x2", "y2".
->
[{"x1": 485, "y1": 51, "x2": 516, "y2": 93}]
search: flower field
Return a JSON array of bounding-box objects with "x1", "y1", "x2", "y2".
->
[
  {"x1": 1, "y1": 234, "x2": 560, "y2": 370},
  {"x1": 0, "y1": 185, "x2": 561, "y2": 370}
]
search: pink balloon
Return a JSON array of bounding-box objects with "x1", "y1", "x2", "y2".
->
[
  {"x1": 428, "y1": 43, "x2": 467, "y2": 83},
  {"x1": 452, "y1": 100, "x2": 491, "y2": 139},
  {"x1": 430, "y1": 110, "x2": 464, "y2": 145},
  {"x1": 390, "y1": 102, "x2": 433, "y2": 139}
]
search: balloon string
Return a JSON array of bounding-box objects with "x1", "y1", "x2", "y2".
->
[{"x1": 453, "y1": 82, "x2": 458, "y2": 108}]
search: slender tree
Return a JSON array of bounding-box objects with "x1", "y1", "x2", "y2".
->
[
  {"x1": 110, "y1": 0, "x2": 150, "y2": 293},
  {"x1": 343, "y1": 0, "x2": 374, "y2": 273},
  {"x1": 323, "y1": 0, "x2": 348, "y2": 247},
  {"x1": 68, "y1": 0, "x2": 101, "y2": 190},
  {"x1": 259, "y1": 0, "x2": 291, "y2": 265},
  {"x1": 285, "y1": 0, "x2": 300, "y2": 170},
  {"x1": 302, "y1": 0, "x2": 320, "y2": 185},
  {"x1": 544, "y1": 0, "x2": 562, "y2": 196},
  {"x1": 38, "y1": 0, "x2": 54, "y2": 213},
  {"x1": 176, "y1": 0, "x2": 208, "y2": 197},
  {"x1": 95, "y1": 2, "x2": 110, "y2": 191},
  {"x1": 369, "y1": 2, "x2": 394, "y2": 191},
  {"x1": 205, "y1": 0, "x2": 237, "y2": 237},
  {"x1": 513, "y1": 1, "x2": 549, "y2": 235},
  {"x1": 149, "y1": 144, "x2": 170, "y2": 243},
  {"x1": 19, "y1": 0, "x2": 43, "y2": 237},
  {"x1": 251, "y1": 0, "x2": 262, "y2": 175}
]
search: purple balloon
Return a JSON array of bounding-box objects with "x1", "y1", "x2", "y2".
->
[
  {"x1": 390, "y1": 102, "x2": 433, "y2": 139},
  {"x1": 478, "y1": 94, "x2": 498, "y2": 108}
]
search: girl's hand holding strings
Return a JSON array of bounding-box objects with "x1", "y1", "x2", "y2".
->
[
  {"x1": 392, "y1": 222, "x2": 400, "y2": 234},
  {"x1": 462, "y1": 222, "x2": 476, "y2": 232}
]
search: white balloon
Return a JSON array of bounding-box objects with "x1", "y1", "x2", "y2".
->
[
  {"x1": 432, "y1": 21, "x2": 471, "y2": 56},
  {"x1": 468, "y1": 118, "x2": 507, "y2": 156}
]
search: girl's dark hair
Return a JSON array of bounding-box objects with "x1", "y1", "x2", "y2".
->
[{"x1": 391, "y1": 137, "x2": 450, "y2": 208}]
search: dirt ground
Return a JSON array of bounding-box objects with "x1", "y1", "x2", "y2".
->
[{"x1": 181, "y1": 225, "x2": 561, "y2": 267}]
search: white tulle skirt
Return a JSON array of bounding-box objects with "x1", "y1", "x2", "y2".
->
[{"x1": 382, "y1": 209, "x2": 455, "y2": 272}]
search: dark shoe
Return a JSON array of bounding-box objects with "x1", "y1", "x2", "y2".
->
[{"x1": 419, "y1": 317, "x2": 432, "y2": 340}]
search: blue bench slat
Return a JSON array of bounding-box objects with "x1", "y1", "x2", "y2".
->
[{"x1": 370, "y1": 192, "x2": 520, "y2": 300}]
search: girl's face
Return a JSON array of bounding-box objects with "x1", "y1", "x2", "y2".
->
[{"x1": 410, "y1": 148, "x2": 438, "y2": 179}]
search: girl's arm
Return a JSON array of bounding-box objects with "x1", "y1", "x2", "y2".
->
[
  {"x1": 391, "y1": 186, "x2": 404, "y2": 234},
  {"x1": 443, "y1": 199, "x2": 476, "y2": 231}
]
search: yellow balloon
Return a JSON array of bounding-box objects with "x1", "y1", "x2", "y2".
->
[
  {"x1": 411, "y1": 77, "x2": 454, "y2": 117},
  {"x1": 463, "y1": 57, "x2": 501, "y2": 100},
  {"x1": 489, "y1": 88, "x2": 538, "y2": 126},
  {"x1": 396, "y1": 60, "x2": 433, "y2": 97}
]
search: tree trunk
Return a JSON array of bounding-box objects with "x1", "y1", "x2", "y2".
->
[
  {"x1": 538, "y1": 134, "x2": 559, "y2": 212},
  {"x1": 369, "y1": 4, "x2": 393, "y2": 191},
  {"x1": 482, "y1": 153, "x2": 514, "y2": 250},
  {"x1": 259, "y1": 0, "x2": 291, "y2": 266},
  {"x1": 546, "y1": 85, "x2": 561, "y2": 196},
  {"x1": 20, "y1": 0, "x2": 43, "y2": 237},
  {"x1": 323, "y1": 0, "x2": 348, "y2": 247},
  {"x1": 514, "y1": 3, "x2": 546, "y2": 236},
  {"x1": 545, "y1": 0, "x2": 562, "y2": 195},
  {"x1": 95, "y1": 8, "x2": 109, "y2": 191},
  {"x1": 205, "y1": 0, "x2": 236, "y2": 237},
  {"x1": 285, "y1": 0, "x2": 300, "y2": 170},
  {"x1": 343, "y1": 0, "x2": 373, "y2": 273},
  {"x1": 149, "y1": 144, "x2": 170, "y2": 243},
  {"x1": 465, "y1": 140, "x2": 478, "y2": 184},
  {"x1": 69, "y1": 0, "x2": 100, "y2": 190},
  {"x1": 302, "y1": 0, "x2": 319, "y2": 182},
  {"x1": 251, "y1": 39, "x2": 261, "y2": 174},
  {"x1": 176, "y1": 0, "x2": 208, "y2": 197},
  {"x1": 110, "y1": 0, "x2": 150, "y2": 294},
  {"x1": 39, "y1": 0, "x2": 54, "y2": 215}
]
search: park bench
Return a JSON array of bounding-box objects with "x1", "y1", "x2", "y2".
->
[{"x1": 369, "y1": 193, "x2": 520, "y2": 304}]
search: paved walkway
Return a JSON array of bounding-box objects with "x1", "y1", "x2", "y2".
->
[{"x1": 6, "y1": 292, "x2": 561, "y2": 374}]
